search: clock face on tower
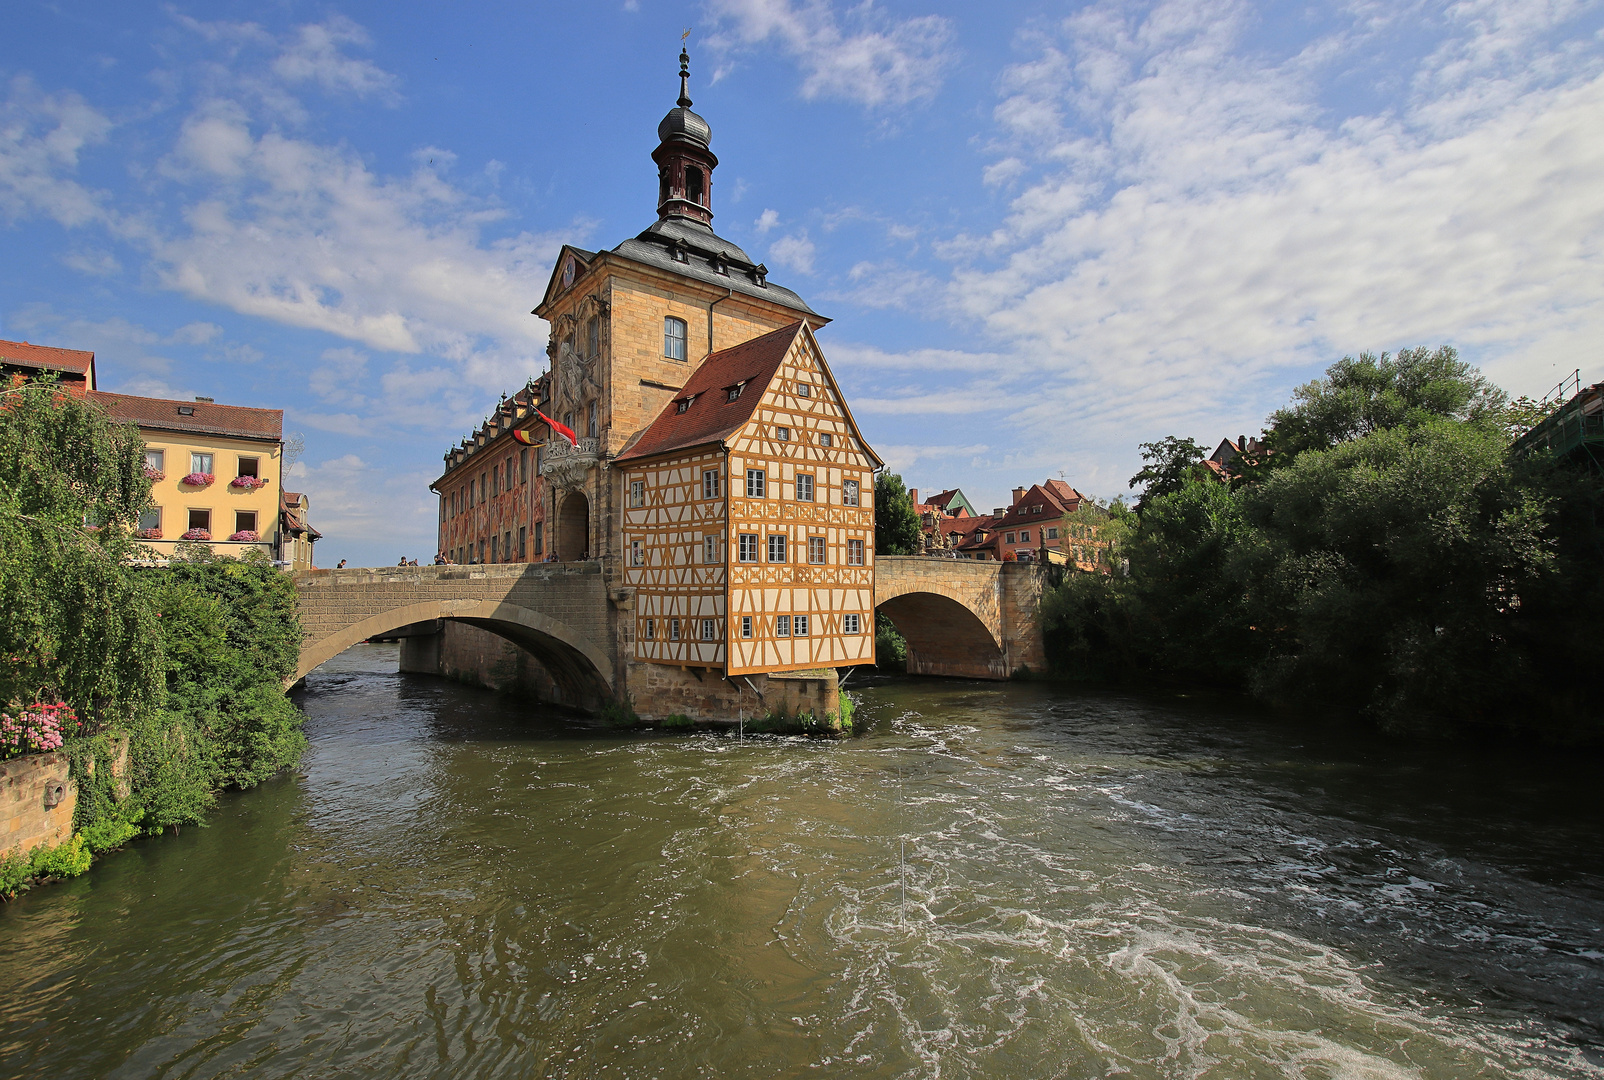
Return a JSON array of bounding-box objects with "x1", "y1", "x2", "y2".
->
[{"x1": 562, "y1": 257, "x2": 575, "y2": 289}]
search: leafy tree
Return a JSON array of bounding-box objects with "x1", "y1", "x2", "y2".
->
[
  {"x1": 874, "y1": 471, "x2": 922, "y2": 555},
  {"x1": 1265, "y1": 346, "x2": 1505, "y2": 460},
  {"x1": 1128, "y1": 436, "x2": 1208, "y2": 507},
  {"x1": 0, "y1": 378, "x2": 160, "y2": 720}
]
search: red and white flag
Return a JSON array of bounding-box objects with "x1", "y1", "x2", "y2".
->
[{"x1": 535, "y1": 408, "x2": 578, "y2": 448}]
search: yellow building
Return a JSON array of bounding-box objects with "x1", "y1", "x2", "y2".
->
[{"x1": 91, "y1": 392, "x2": 312, "y2": 565}]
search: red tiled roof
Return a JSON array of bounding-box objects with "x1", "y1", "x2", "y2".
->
[
  {"x1": 1, "y1": 339, "x2": 95, "y2": 382},
  {"x1": 616, "y1": 322, "x2": 805, "y2": 462},
  {"x1": 90, "y1": 391, "x2": 283, "y2": 442}
]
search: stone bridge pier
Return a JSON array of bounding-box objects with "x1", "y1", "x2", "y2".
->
[{"x1": 873, "y1": 557, "x2": 1046, "y2": 680}]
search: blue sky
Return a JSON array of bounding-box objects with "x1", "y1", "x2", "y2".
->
[{"x1": 5, "y1": 1, "x2": 1603, "y2": 567}]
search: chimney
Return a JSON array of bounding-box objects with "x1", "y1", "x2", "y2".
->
[
  {"x1": 195, "y1": 396, "x2": 214, "y2": 404},
  {"x1": 994, "y1": 507, "x2": 1007, "y2": 516},
  {"x1": 908, "y1": 488, "x2": 918, "y2": 506},
  {"x1": 1012, "y1": 487, "x2": 1026, "y2": 506},
  {"x1": 1238, "y1": 435, "x2": 1247, "y2": 451}
]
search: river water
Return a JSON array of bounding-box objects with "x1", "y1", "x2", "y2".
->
[{"x1": 2, "y1": 644, "x2": 1601, "y2": 1079}]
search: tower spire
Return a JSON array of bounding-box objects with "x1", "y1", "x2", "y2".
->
[{"x1": 677, "y1": 47, "x2": 692, "y2": 108}]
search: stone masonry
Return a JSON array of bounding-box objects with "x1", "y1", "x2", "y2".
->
[
  {"x1": 1, "y1": 751, "x2": 75, "y2": 860},
  {"x1": 291, "y1": 557, "x2": 1046, "y2": 722}
]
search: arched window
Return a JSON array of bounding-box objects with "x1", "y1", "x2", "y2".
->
[
  {"x1": 658, "y1": 167, "x2": 670, "y2": 205},
  {"x1": 685, "y1": 166, "x2": 704, "y2": 206},
  {"x1": 664, "y1": 317, "x2": 688, "y2": 361}
]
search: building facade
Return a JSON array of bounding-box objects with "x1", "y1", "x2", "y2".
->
[
  {"x1": 435, "y1": 377, "x2": 551, "y2": 566},
  {"x1": 91, "y1": 392, "x2": 305, "y2": 564}
]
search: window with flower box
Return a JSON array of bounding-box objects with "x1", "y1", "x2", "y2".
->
[
  {"x1": 191, "y1": 452, "x2": 213, "y2": 475},
  {"x1": 237, "y1": 456, "x2": 259, "y2": 479},
  {"x1": 138, "y1": 508, "x2": 161, "y2": 537},
  {"x1": 235, "y1": 511, "x2": 257, "y2": 535}
]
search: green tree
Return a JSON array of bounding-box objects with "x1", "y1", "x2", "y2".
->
[
  {"x1": 1128, "y1": 436, "x2": 1208, "y2": 508},
  {"x1": 1265, "y1": 346, "x2": 1505, "y2": 460},
  {"x1": 874, "y1": 471, "x2": 922, "y2": 555},
  {"x1": 0, "y1": 378, "x2": 161, "y2": 721}
]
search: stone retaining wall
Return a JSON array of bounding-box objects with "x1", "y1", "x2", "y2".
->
[{"x1": 1, "y1": 752, "x2": 75, "y2": 860}]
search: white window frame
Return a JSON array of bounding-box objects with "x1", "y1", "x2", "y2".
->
[
  {"x1": 630, "y1": 539, "x2": 643, "y2": 567},
  {"x1": 703, "y1": 469, "x2": 720, "y2": 499},
  {"x1": 797, "y1": 383, "x2": 811, "y2": 397},
  {"x1": 644, "y1": 618, "x2": 656, "y2": 640},
  {"x1": 746, "y1": 469, "x2": 765, "y2": 497},
  {"x1": 738, "y1": 534, "x2": 759, "y2": 562},
  {"x1": 767, "y1": 534, "x2": 787, "y2": 563},
  {"x1": 776, "y1": 426, "x2": 790, "y2": 441},
  {"x1": 664, "y1": 317, "x2": 688, "y2": 360},
  {"x1": 844, "y1": 613, "x2": 861, "y2": 635},
  {"x1": 796, "y1": 474, "x2": 814, "y2": 502},
  {"x1": 629, "y1": 479, "x2": 645, "y2": 508},
  {"x1": 741, "y1": 615, "x2": 753, "y2": 638},
  {"x1": 776, "y1": 615, "x2": 791, "y2": 637},
  {"x1": 794, "y1": 615, "x2": 809, "y2": 636},
  {"x1": 842, "y1": 479, "x2": 859, "y2": 507},
  {"x1": 808, "y1": 536, "x2": 826, "y2": 564},
  {"x1": 190, "y1": 452, "x2": 213, "y2": 475},
  {"x1": 701, "y1": 618, "x2": 716, "y2": 641},
  {"x1": 670, "y1": 618, "x2": 681, "y2": 641},
  {"x1": 704, "y1": 534, "x2": 720, "y2": 563},
  {"x1": 820, "y1": 433, "x2": 832, "y2": 447},
  {"x1": 145, "y1": 448, "x2": 164, "y2": 472},
  {"x1": 848, "y1": 538, "x2": 864, "y2": 566}
]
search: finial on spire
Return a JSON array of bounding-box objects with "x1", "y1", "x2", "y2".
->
[{"x1": 677, "y1": 42, "x2": 692, "y2": 108}]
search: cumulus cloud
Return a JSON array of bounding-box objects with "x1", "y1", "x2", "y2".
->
[
  {"x1": 271, "y1": 15, "x2": 400, "y2": 102},
  {"x1": 0, "y1": 77, "x2": 113, "y2": 228},
  {"x1": 767, "y1": 231, "x2": 817, "y2": 274},
  {"x1": 705, "y1": 0, "x2": 957, "y2": 107},
  {"x1": 753, "y1": 207, "x2": 780, "y2": 233},
  {"x1": 287, "y1": 454, "x2": 439, "y2": 561}
]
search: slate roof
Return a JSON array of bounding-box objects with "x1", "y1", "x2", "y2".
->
[
  {"x1": 616, "y1": 321, "x2": 804, "y2": 462},
  {"x1": 1, "y1": 338, "x2": 95, "y2": 383},
  {"x1": 90, "y1": 391, "x2": 284, "y2": 442},
  {"x1": 611, "y1": 217, "x2": 818, "y2": 317}
]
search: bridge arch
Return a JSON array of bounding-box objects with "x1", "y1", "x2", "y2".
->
[
  {"x1": 294, "y1": 598, "x2": 614, "y2": 700},
  {"x1": 871, "y1": 557, "x2": 1017, "y2": 680}
]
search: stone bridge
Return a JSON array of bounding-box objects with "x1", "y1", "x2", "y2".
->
[{"x1": 291, "y1": 557, "x2": 1045, "y2": 708}]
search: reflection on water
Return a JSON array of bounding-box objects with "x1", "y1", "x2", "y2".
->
[{"x1": 1, "y1": 644, "x2": 1600, "y2": 1078}]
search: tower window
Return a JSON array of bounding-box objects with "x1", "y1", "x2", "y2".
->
[
  {"x1": 686, "y1": 166, "x2": 704, "y2": 206},
  {"x1": 664, "y1": 317, "x2": 688, "y2": 361},
  {"x1": 586, "y1": 315, "x2": 599, "y2": 358}
]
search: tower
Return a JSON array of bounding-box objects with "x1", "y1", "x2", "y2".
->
[{"x1": 653, "y1": 49, "x2": 718, "y2": 226}]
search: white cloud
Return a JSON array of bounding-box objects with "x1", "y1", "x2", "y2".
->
[
  {"x1": 915, "y1": 0, "x2": 1604, "y2": 455},
  {"x1": 767, "y1": 231, "x2": 816, "y2": 274},
  {"x1": 271, "y1": 16, "x2": 400, "y2": 102},
  {"x1": 753, "y1": 207, "x2": 780, "y2": 233},
  {"x1": 706, "y1": 0, "x2": 957, "y2": 107},
  {"x1": 0, "y1": 77, "x2": 113, "y2": 227},
  {"x1": 154, "y1": 115, "x2": 563, "y2": 386}
]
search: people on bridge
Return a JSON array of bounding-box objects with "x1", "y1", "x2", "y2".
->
[
  {"x1": 336, "y1": 559, "x2": 347, "y2": 569},
  {"x1": 434, "y1": 551, "x2": 448, "y2": 565}
]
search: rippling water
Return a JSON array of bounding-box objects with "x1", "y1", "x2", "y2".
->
[{"x1": 2, "y1": 644, "x2": 1601, "y2": 1078}]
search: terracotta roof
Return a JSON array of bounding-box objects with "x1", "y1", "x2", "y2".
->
[
  {"x1": 616, "y1": 322, "x2": 804, "y2": 462},
  {"x1": 90, "y1": 391, "x2": 283, "y2": 442},
  {"x1": 0, "y1": 338, "x2": 95, "y2": 382}
]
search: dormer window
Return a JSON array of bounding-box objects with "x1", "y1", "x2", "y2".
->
[
  {"x1": 727, "y1": 382, "x2": 745, "y2": 402},
  {"x1": 177, "y1": 406, "x2": 195, "y2": 416},
  {"x1": 752, "y1": 263, "x2": 768, "y2": 287},
  {"x1": 676, "y1": 394, "x2": 694, "y2": 414},
  {"x1": 710, "y1": 254, "x2": 728, "y2": 276},
  {"x1": 671, "y1": 240, "x2": 689, "y2": 264}
]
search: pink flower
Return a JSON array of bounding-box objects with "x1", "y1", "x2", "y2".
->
[
  {"x1": 180, "y1": 472, "x2": 215, "y2": 487},
  {"x1": 229, "y1": 475, "x2": 267, "y2": 490},
  {"x1": 228, "y1": 530, "x2": 260, "y2": 542},
  {"x1": 0, "y1": 701, "x2": 78, "y2": 759},
  {"x1": 181, "y1": 528, "x2": 211, "y2": 541}
]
